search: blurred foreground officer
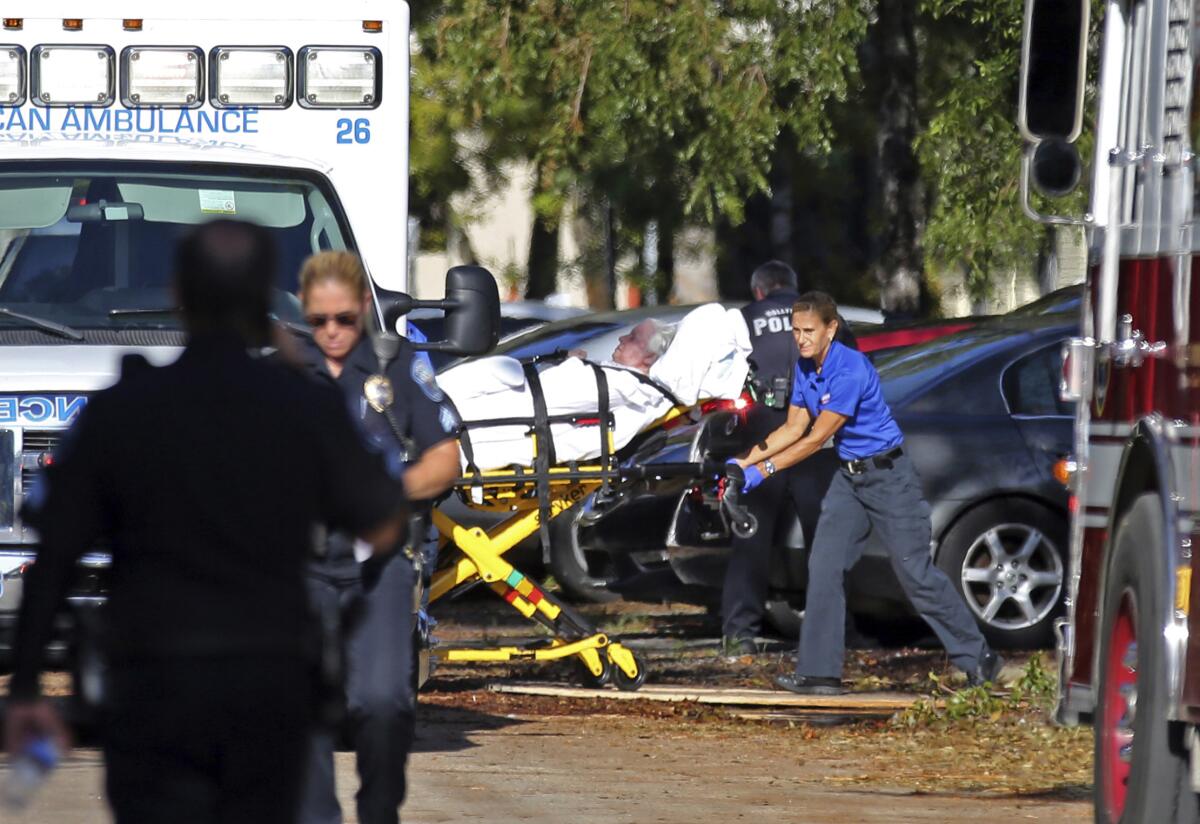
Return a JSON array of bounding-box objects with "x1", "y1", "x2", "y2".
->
[
  {"x1": 732, "y1": 291, "x2": 1001, "y2": 694},
  {"x1": 3, "y1": 221, "x2": 409, "y2": 824},
  {"x1": 721, "y1": 262, "x2": 855, "y2": 655},
  {"x1": 297, "y1": 251, "x2": 459, "y2": 824}
]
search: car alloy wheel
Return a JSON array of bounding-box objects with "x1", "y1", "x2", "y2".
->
[{"x1": 958, "y1": 521, "x2": 1063, "y2": 632}]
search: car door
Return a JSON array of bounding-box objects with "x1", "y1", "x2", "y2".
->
[{"x1": 1002, "y1": 340, "x2": 1076, "y2": 483}]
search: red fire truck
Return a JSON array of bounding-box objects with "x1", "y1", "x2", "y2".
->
[{"x1": 1021, "y1": 0, "x2": 1200, "y2": 820}]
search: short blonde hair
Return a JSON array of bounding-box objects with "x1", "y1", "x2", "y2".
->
[{"x1": 298, "y1": 250, "x2": 368, "y2": 304}]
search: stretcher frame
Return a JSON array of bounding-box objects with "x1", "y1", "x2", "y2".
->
[
  {"x1": 426, "y1": 358, "x2": 756, "y2": 690},
  {"x1": 427, "y1": 405, "x2": 674, "y2": 689}
]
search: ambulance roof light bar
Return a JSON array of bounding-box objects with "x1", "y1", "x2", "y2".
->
[
  {"x1": 0, "y1": 47, "x2": 25, "y2": 105},
  {"x1": 210, "y1": 46, "x2": 292, "y2": 108},
  {"x1": 121, "y1": 47, "x2": 203, "y2": 108},
  {"x1": 31, "y1": 44, "x2": 115, "y2": 107},
  {"x1": 298, "y1": 46, "x2": 380, "y2": 109}
]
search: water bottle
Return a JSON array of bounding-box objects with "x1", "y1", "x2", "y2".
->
[{"x1": 2, "y1": 736, "x2": 58, "y2": 811}]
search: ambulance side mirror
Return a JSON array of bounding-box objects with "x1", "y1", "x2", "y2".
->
[
  {"x1": 379, "y1": 265, "x2": 500, "y2": 356},
  {"x1": 1019, "y1": 0, "x2": 1088, "y2": 143},
  {"x1": 437, "y1": 265, "x2": 501, "y2": 355}
]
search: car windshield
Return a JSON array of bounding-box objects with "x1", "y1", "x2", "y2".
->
[
  {"x1": 0, "y1": 161, "x2": 352, "y2": 334},
  {"x1": 875, "y1": 326, "x2": 1032, "y2": 406}
]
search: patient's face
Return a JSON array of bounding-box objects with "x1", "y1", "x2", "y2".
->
[{"x1": 612, "y1": 320, "x2": 659, "y2": 372}]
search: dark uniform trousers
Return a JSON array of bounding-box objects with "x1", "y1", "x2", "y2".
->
[
  {"x1": 720, "y1": 471, "x2": 789, "y2": 640},
  {"x1": 300, "y1": 551, "x2": 416, "y2": 824},
  {"x1": 797, "y1": 453, "x2": 987, "y2": 678},
  {"x1": 104, "y1": 655, "x2": 313, "y2": 824}
]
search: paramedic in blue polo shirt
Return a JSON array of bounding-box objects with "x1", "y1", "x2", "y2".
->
[{"x1": 730, "y1": 291, "x2": 1002, "y2": 695}]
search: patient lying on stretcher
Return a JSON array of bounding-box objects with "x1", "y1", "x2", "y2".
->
[
  {"x1": 569, "y1": 317, "x2": 677, "y2": 373},
  {"x1": 437, "y1": 303, "x2": 752, "y2": 472}
]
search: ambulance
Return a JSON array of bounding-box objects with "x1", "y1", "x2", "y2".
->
[{"x1": 0, "y1": 2, "x2": 494, "y2": 674}]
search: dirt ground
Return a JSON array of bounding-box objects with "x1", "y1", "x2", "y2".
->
[{"x1": 0, "y1": 597, "x2": 1095, "y2": 823}]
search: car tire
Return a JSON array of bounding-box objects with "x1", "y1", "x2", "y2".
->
[
  {"x1": 1093, "y1": 493, "x2": 1200, "y2": 824},
  {"x1": 935, "y1": 498, "x2": 1067, "y2": 649},
  {"x1": 547, "y1": 503, "x2": 618, "y2": 604}
]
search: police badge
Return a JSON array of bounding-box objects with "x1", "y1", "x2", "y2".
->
[{"x1": 363, "y1": 374, "x2": 395, "y2": 412}]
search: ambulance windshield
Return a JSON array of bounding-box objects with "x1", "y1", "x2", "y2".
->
[{"x1": 0, "y1": 161, "x2": 353, "y2": 335}]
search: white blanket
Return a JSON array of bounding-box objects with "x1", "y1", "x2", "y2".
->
[{"x1": 438, "y1": 304, "x2": 751, "y2": 471}]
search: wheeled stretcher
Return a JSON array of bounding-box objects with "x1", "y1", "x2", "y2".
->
[{"x1": 426, "y1": 361, "x2": 757, "y2": 691}]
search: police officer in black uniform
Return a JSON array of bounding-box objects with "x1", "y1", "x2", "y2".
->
[
  {"x1": 720, "y1": 262, "x2": 855, "y2": 655},
  {"x1": 296, "y1": 251, "x2": 460, "y2": 824},
  {"x1": 4, "y1": 221, "x2": 410, "y2": 824}
]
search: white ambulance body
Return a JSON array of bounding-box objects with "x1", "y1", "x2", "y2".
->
[{"x1": 0, "y1": 0, "x2": 411, "y2": 658}]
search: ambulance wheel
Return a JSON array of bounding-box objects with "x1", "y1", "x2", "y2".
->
[
  {"x1": 611, "y1": 651, "x2": 647, "y2": 692},
  {"x1": 1093, "y1": 493, "x2": 1199, "y2": 824},
  {"x1": 548, "y1": 502, "x2": 618, "y2": 604},
  {"x1": 575, "y1": 655, "x2": 612, "y2": 689}
]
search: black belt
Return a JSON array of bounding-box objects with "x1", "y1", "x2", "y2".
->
[{"x1": 841, "y1": 446, "x2": 903, "y2": 475}]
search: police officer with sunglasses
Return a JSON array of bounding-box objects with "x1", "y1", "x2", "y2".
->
[
  {"x1": 731, "y1": 291, "x2": 1002, "y2": 695},
  {"x1": 296, "y1": 251, "x2": 460, "y2": 824}
]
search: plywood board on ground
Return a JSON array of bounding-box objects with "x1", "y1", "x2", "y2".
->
[{"x1": 487, "y1": 682, "x2": 931, "y2": 712}]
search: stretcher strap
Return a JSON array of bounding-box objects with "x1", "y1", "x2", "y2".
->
[
  {"x1": 522, "y1": 362, "x2": 555, "y2": 559},
  {"x1": 589, "y1": 363, "x2": 612, "y2": 494},
  {"x1": 449, "y1": 393, "x2": 483, "y2": 486},
  {"x1": 601, "y1": 363, "x2": 686, "y2": 409}
]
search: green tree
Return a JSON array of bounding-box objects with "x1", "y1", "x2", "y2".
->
[
  {"x1": 415, "y1": 0, "x2": 868, "y2": 305},
  {"x1": 918, "y1": 0, "x2": 1057, "y2": 306}
]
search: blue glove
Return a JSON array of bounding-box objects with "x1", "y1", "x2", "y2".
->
[{"x1": 741, "y1": 464, "x2": 765, "y2": 493}]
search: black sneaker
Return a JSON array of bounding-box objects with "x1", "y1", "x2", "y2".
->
[
  {"x1": 773, "y1": 673, "x2": 847, "y2": 696},
  {"x1": 718, "y1": 636, "x2": 758, "y2": 659},
  {"x1": 965, "y1": 651, "x2": 1005, "y2": 687}
]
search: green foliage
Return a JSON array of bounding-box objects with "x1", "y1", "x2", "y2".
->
[
  {"x1": 895, "y1": 652, "x2": 1058, "y2": 728},
  {"x1": 918, "y1": 0, "x2": 1097, "y2": 303},
  {"x1": 416, "y1": 1, "x2": 868, "y2": 228},
  {"x1": 917, "y1": 0, "x2": 1039, "y2": 302},
  {"x1": 412, "y1": 0, "x2": 1100, "y2": 304}
]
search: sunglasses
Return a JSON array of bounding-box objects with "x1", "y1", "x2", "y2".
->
[{"x1": 305, "y1": 312, "x2": 360, "y2": 329}]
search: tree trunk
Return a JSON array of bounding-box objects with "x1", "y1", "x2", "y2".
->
[
  {"x1": 524, "y1": 211, "x2": 559, "y2": 300},
  {"x1": 602, "y1": 202, "x2": 617, "y2": 310},
  {"x1": 869, "y1": 0, "x2": 926, "y2": 318},
  {"x1": 654, "y1": 221, "x2": 675, "y2": 305}
]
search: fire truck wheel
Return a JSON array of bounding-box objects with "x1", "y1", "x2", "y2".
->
[
  {"x1": 1094, "y1": 493, "x2": 1199, "y2": 824},
  {"x1": 548, "y1": 501, "x2": 619, "y2": 604},
  {"x1": 936, "y1": 499, "x2": 1067, "y2": 649}
]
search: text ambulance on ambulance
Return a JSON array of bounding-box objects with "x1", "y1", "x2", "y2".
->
[{"x1": 0, "y1": 1, "x2": 444, "y2": 670}]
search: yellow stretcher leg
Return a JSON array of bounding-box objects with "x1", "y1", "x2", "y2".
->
[{"x1": 427, "y1": 488, "x2": 647, "y2": 690}]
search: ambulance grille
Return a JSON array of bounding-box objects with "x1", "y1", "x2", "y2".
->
[{"x1": 20, "y1": 430, "x2": 62, "y2": 497}]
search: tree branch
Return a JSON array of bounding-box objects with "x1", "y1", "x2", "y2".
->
[{"x1": 571, "y1": 45, "x2": 593, "y2": 134}]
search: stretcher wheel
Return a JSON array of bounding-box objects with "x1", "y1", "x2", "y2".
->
[
  {"x1": 730, "y1": 513, "x2": 758, "y2": 540},
  {"x1": 575, "y1": 656, "x2": 612, "y2": 689},
  {"x1": 611, "y1": 651, "x2": 647, "y2": 692}
]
